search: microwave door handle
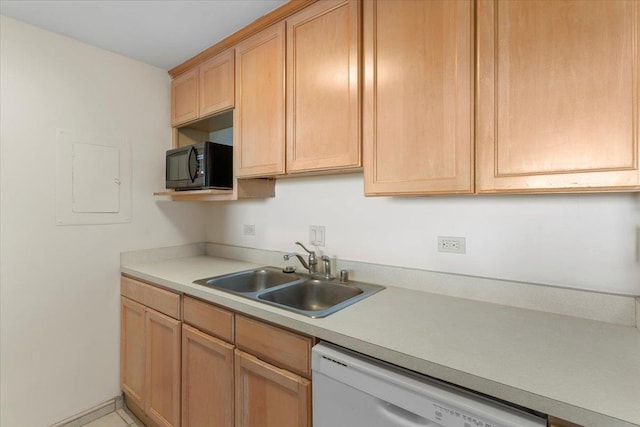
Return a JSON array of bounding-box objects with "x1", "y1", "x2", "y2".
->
[{"x1": 187, "y1": 146, "x2": 198, "y2": 183}]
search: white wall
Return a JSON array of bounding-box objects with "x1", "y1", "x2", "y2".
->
[
  {"x1": 0, "y1": 17, "x2": 206, "y2": 427},
  {"x1": 207, "y1": 174, "x2": 640, "y2": 296}
]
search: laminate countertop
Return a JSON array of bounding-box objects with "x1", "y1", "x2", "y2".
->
[{"x1": 121, "y1": 255, "x2": 640, "y2": 427}]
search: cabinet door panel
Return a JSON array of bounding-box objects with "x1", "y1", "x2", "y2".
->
[
  {"x1": 146, "y1": 310, "x2": 181, "y2": 427},
  {"x1": 286, "y1": 0, "x2": 361, "y2": 172},
  {"x1": 363, "y1": 0, "x2": 474, "y2": 195},
  {"x1": 235, "y1": 315, "x2": 312, "y2": 378},
  {"x1": 121, "y1": 297, "x2": 145, "y2": 410},
  {"x1": 234, "y1": 350, "x2": 310, "y2": 427},
  {"x1": 182, "y1": 325, "x2": 234, "y2": 427},
  {"x1": 477, "y1": 0, "x2": 640, "y2": 192},
  {"x1": 121, "y1": 276, "x2": 181, "y2": 320},
  {"x1": 172, "y1": 68, "x2": 199, "y2": 126},
  {"x1": 235, "y1": 23, "x2": 286, "y2": 177},
  {"x1": 200, "y1": 49, "x2": 235, "y2": 117},
  {"x1": 183, "y1": 295, "x2": 234, "y2": 343}
]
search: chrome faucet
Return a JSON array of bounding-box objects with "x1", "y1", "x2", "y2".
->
[{"x1": 284, "y1": 242, "x2": 318, "y2": 275}]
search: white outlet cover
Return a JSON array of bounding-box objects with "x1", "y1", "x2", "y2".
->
[{"x1": 437, "y1": 236, "x2": 466, "y2": 254}]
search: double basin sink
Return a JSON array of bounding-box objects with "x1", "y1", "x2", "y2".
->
[{"x1": 193, "y1": 267, "x2": 384, "y2": 318}]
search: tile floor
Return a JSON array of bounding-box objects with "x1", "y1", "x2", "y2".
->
[{"x1": 82, "y1": 408, "x2": 144, "y2": 427}]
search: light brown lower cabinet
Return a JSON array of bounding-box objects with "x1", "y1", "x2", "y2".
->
[
  {"x1": 124, "y1": 280, "x2": 576, "y2": 427},
  {"x1": 234, "y1": 349, "x2": 311, "y2": 427},
  {"x1": 181, "y1": 303, "x2": 313, "y2": 427},
  {"x1": 121, "y1": 297, "x2": 146, "y2": 410},
  {"x1": 181, "y1": 324, "x2": 234, "y2": 427},
  {"x1": 121, "y1": 297, "x2": 181, "y2": 427},
  {"x1": 121, "y1": 275, "x2": 182, "y2": 427},
  {"x1": 145, "y1": 310, "x2": 181, "y2": 427}
]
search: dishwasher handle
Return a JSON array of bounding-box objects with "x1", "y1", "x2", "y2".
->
[{"x1": 378, "y1": 400, "x2": 434, "y2": 426}]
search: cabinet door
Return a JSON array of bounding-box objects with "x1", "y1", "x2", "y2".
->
[
  {"x1": 286, "y1": 0, "x2": 361, "y2": 173},
  {"x1": 146, "y1": 309, "x2": 181, "y2": 427},
  {"x1": 182, "y1": 325, "x2": 234, "y2": 427},
  {"x1": 476, "y1": 0, "x2": 640, "y2": 193},
  {"x1": 121, "y1": 297, "x2": 146, "y2": 410},
  {"x1": 235, "y1": 22, "x2": 286, "y2": 178},
  {"x1": 200, "y1": 49, "x2": 235, "y2": 118},
  {"x1": 234, "y1": 350, "x2": 311, "y2": 427},
  {"x1": 172, "y1": 68, "x2": 199, "y2": 126},
  {"x1": 363, "y1": 0, "x2": 474, "y2": 195}
]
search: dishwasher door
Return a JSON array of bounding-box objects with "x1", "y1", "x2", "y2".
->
[{"x1": 312, "y1": 343, "x2": 546, "y2": 427}]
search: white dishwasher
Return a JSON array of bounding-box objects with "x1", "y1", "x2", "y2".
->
[{"x1": 312, "y1": 343, "x2": 546, "y2": 427}]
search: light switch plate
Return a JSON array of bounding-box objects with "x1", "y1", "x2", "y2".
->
[{"x1": 310, "y1": 225, "x2": 325, "y2": 246}]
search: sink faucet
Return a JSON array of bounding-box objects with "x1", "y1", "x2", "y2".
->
[{"x1": 284, "y1": 242, "x2": 317, "y2": 275}]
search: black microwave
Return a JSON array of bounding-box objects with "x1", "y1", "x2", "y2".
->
[{"x1": 166, "y1": 141, "x2": 233, "y2": 190}]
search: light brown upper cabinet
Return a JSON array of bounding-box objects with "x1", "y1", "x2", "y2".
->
[
  {"x1": 171, "y1": 49, "x2": 235, "y2": 127},
  {"x1": 286, "y1": 0, "x2": 361, "y2": 173},
  {"x1": 476, "y1": 0, "x2": 640, "y2": 193},
  {"x1": 172, "y1": 68, "x2": 199, "y2": 127},
  {"x1": 235, "y1": 23, "x2": 286, "y2": 178},
  {"x1": 199, "y1": 49, "x2": 235, "y2": 118},
  {"x1": 363, "y1": 0, "x2": 474, "y2": 195}
]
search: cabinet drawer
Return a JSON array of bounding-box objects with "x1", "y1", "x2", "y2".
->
[
  {"x1": 235, "y1": 315, "x2": 313, "y2": 377},
  {"x1": 183, "y1": 296, "x2": 234, "y2": 343},
  {"x1": 121, "y1": 276, "x2": 181, "y2": 320}
]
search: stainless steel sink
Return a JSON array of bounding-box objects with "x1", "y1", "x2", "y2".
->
[
  {"x1": 259, "y1": 280, "x2": 362, "y2": 310},
  {"x1": 193, "y1": 267, "x2": 301, "y2": 293},
  {"x1": 193, "y1": 267, "x2": 384, "y2": 318}
]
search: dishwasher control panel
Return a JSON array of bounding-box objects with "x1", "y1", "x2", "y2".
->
[{"x1": 433, "y1": 402, "x2": 499, "y2": 427}]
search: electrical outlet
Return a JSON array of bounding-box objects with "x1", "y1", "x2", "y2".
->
[
  {"x1": 438, "y1": 236, "x2": 466, "y2": 254},
  {"x1": 243, "y1": 224, "x2": 255, "y2": 236},
  {"x1": 310, "y1": 225, "x2": 325, "y2": 246}
]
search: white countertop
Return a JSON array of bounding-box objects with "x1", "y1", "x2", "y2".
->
[{"x1": 121, "y1": 255, "x2": 640, "y2": 427}]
